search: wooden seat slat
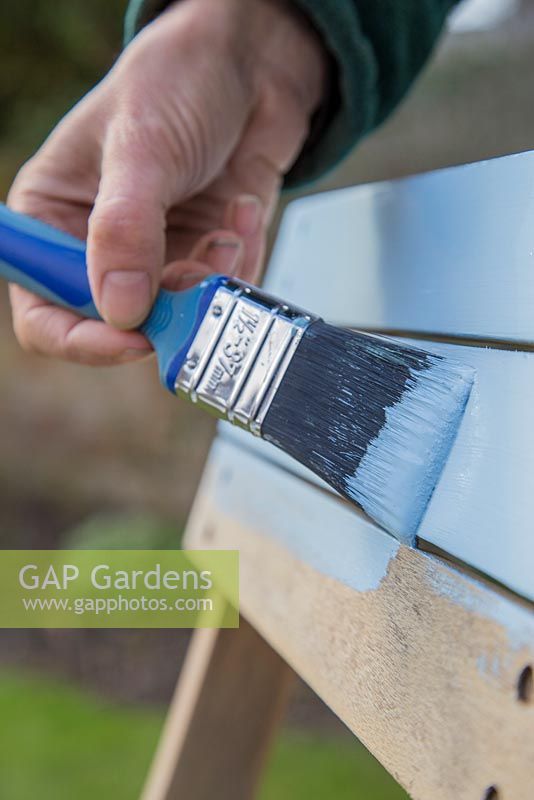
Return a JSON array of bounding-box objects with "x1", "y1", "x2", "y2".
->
[
  {"x1": 267, "y1": 151, "x2": 534, "y2": 344},
  {"x1": 183, "y1": 437, "x2": 534, "y2": 800}
]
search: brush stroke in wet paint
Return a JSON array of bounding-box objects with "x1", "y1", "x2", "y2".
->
[{"x1": 262, "y1": 323, "x2": 474, "y2": 543}]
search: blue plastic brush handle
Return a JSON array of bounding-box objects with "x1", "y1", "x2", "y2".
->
[
  {"x1": 0, "y1": 202, "x2": 227, "y2": 392},
  {"x1": 0, "y1": 203, "x2": 99, "y2": 317}
]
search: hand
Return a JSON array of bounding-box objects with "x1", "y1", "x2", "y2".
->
[{"x1": 7, "y1": 0, "x2": 326, "y2": 365}]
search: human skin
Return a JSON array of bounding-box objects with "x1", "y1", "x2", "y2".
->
[{"x1": 7, "y1": 0, "x2": 326, "y2": 365}]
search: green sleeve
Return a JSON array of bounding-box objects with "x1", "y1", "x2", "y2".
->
[{"x1": 124, "y1": 0, "x2": 460, "y2": 186}]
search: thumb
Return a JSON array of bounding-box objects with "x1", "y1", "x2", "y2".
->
[{"x1": 87, "y1": 127, "x2": 175, "y2": 329}]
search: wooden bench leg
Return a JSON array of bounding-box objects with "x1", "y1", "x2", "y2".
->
[{"x1": 140, "y1": 615, "x2": 293, "y2": 800}]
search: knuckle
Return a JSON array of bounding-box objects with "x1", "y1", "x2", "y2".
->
[
  {"x1": 12, "y1": 314, "x2": 38, "y2": 355},
  {"x1": 7, "y1": 160, "x2": 44, "y2": 211},
  {"x1": 12, "y1": 302, "x2": 60, "y2": 359},
  {"x1": 111, "y1": 104, "x2": 195, "y2": 184},
  {"x1": 113, "y1": 105, "x2": 168, "y2": 151},
  {"x1": 89, "y1": 201, "x2": 154, "y2": 258}
]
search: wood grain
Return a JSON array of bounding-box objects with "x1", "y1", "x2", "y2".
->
[
  {"x1": 266, "y1": 150, "x2": 534, "y2": 342},
  {"x1": 141, "y1": 618, "x2": 293, "y2": 800},
  {"x1": 143, "y1": 151, "x2": 534, "y2": 800},
  {"x1": 183, "y1": 437, "x2": 534, "y2": 800}
]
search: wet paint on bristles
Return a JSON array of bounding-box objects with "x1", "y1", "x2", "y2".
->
[
  {"x1": 0, "y1": 205, "x2": 475, "y2": 545},
  {"x1": 261, "y1": 321, "x2": 474, "y2": 543}
]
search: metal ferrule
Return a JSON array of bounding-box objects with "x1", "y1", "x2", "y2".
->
[{"x1": 174, "y1": 279, "x2": 316, "y2": 435}]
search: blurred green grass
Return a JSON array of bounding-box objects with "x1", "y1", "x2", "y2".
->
[
  {"x1": 261, "y1": 732, "x2": 408, "y2": 800},
  {"x1": 0, "y1": 670, "x2": 407, "y2": 800}
]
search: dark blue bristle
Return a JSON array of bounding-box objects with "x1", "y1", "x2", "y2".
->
[{"x1": 261, "y1": 321, "x2": 474, "y2": 541}]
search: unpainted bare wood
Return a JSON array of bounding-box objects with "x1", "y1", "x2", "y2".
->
[
  {"x1": 141, "y1": 617, "x2": 293, "y2": 800},
  {"x1": 182, "y1": 439, "x2": 534, "y2": 800}
]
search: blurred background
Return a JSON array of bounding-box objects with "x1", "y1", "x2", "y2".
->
[{"x1": 1, "y1": 0, "x2": 533, "y2": 797}]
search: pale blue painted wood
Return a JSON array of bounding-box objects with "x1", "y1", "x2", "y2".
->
[
  {"x1": 254, "y1": 152, "x2": 534, "y2": 601},
  {"x1": 223, "y1": 332, "x2": 534, "y2": 603},
  {"x1": 413, "y1": 340, "x2": 534, "y2": 600},
  {"x1": 210, "y1": 436, "x2": 534, "y2": 651},
  {"x1": 268, "y1": 150, "x2": 534, "y2": 342},
  {"x1": 210, "y1": 437, "x2": 399, "y2": 593}
]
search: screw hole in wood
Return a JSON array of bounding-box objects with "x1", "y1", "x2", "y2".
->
[
  {"x1": 517, "y1": 664, "x2": 533, "y2": 703},
  {"x1": 482, "y1": 787, "x2": 499, "y2": 800}
]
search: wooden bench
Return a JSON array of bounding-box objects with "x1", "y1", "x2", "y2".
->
[{"x1": 141, "y1": 150, "x2": 534, "y2": 800}]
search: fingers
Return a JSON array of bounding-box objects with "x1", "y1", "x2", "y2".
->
[
  {"x1": 162, "y1": 232, "x2": 243, "y2": 290},
  {"x1": 9, "y1": 284, "x2": 152, "y2": 367},
  {"x1": 5, "y1": 157, "x2": 152, "y2": 367},
  {"x1": 8, "y1": 224, "x2": 245, "y2": 366},
  {"x1": 190, "y1": 231, "x2": 243, "y2": 273},
  {"x1": 86, "y1": 124, "x2": 175, "y2": 331},
  {"x1": 175, "y1": 194, "x2": 265, "y2": 285},
  {"x1": 225, "y1": 195, "x2": 266, "y2": 283},
  {"x1": 177, "y1": 196, "x2": 265, "y2": 287}
]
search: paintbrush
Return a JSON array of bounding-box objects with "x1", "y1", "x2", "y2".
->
[{"x1": 0, "y1": 203, "x2": 474, "y2": 540}]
